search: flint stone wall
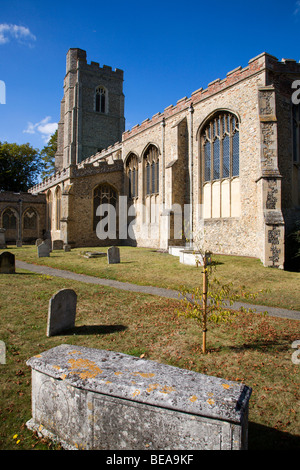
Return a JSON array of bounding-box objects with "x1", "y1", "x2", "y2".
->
[{"x1": 26, "y1": 344, "x2": 251, "y2": 450}]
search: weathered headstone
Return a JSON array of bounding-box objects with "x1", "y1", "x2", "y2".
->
[
  {"x1": 46, "y1": 289, "x2": 77, "y2": 337},
  {"x1": 64, "y1": 244, "x2": 71, "y2": 252},
  {"x1": 107, "y1": 246, "x2": 120, "y2": 264},
  {"x1": 35, "y1": 238, "x2": 43, "y2": 246},
  {"x1": 0, "y1": 228, "x2": 7, "y2": 249},
  {"x1": 52, "y1": 240, "x2": 64, "y2": 250},
  {"x1": 37, "y1": 241, "x2": 50, "y2": 258},
  {"x1": 16, "y1": 240, "x2": 22, "y2": 248},
  {"x1": 44, "y1": 239, "x2": 52, "y2": 252},
  {"x1": 0, "y1": 251, "x2": 15, "y2": 274},
  {"x1": 84, "y1": 251, "x2": 106, "y2": 258}
]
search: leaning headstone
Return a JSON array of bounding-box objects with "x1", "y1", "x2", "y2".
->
[
  {"x1": 37, "y1": 241, "x2": 50, "y2": 258},
  {"x1": 107, "y1": 246, "x2": 120, "y2": 264},
  {"x1": 52, "y1": 240, "x2": 64, "y2": 250},
  {"x1": 0, "y1": 228, "x2": 7, "y2": 249},
  {"x1": 46, "y1": 289, "x2": 77, "y2": 337},
  {"x1": 0, "y1": 251, "x2": 15, "y2": 274},
  {"x1": 64, "y1": 244, "x2": 71, "y2": 252},
  {"x1": 35, "y1": 238, "x2": 43, "y2": 246}
]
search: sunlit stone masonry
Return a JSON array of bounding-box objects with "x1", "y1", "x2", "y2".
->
[
  {"x1": 26, "y1": 344, "x2": 252, "y2": 450},
  {"x1": 28, "y1": 49, "x2": 300, "y2": 269}
]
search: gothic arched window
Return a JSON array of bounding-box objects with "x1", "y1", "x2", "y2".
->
[
  {"x1": 126, "y1": 154, "x2": 139, "y2": 198},
  {"x1": 3, "y1": 208, "x2": 17, "y2": 230},
  {"x1": 95, "y1": 86, "x2": 107, "y2": 113},
  {"x1": 143, "y1": 145, "x2": 159, "y2": 195},
  {"x1": 23, "y1": 208, "x2": 37, "y2": 230},
  {"x1": 93, "y1": 183, "x2": 117, "y2": 230},
  {"x1": 200, "y1": 111, "x2": 240, "y2": 218},
  {"x1": 201, "y1": 111, "x2": 239, "y2": 183},
  {"x1": 46, "y1": 190, "x2": 52, "y2": 231},
  {"x1": 55, "y1": 186, "x2": 62, "y2": 230}
]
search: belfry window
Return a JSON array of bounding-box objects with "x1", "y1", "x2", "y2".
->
[
  {"x1": 95, "y1": 86, "x2": 106, "y2": 113},
  {"x1": 202, "y1": 112, "x2": 239, "y2": 183},
  {"x1": 144, "y1": 145, "x2": 159, "y2": 195},
  {"x1": 126, "y1": 154, "x2": 139, "y2": 198}
]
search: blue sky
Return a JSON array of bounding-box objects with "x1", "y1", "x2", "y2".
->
[{"x1": 1, "y1": 0, "x2": 300, "y2": 151}]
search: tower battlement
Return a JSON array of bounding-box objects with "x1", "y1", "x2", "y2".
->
[
  {"x1": 66, "y1": 48, "x2": 123, "y2": 79},
  {"x1": 55, "y1": 48, "x2": 125, "y2": 170}
]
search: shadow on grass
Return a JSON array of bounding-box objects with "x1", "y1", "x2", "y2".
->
[
  {"x1": 248, "y1": 421, "x2": 300, "y2": 450},
  {"x1": 208, "y1": 336, "x2": 295, "y2": 354},
  {"x1": 60, "y1": 324, "x2": 127, "y2": 336}
]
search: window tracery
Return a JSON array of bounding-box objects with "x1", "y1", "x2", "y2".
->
[
  {"x1": 201, "y1": 112, "x2": 239, "y2": 183},
  {"x1": 95, "y1": 86, "x2": 107, "y2": 113},
  {"x1": 143, "y1": 145, "x2": 159, "y2": 195},
  {"x1": 126, "y1": 154, "x2": 139, "y2": 198},
  {"x1": 93, "y1": 183, "x2": 117, "y2": 230}
]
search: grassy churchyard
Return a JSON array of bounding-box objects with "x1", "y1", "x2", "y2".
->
[{"x1": 0, "y1": 245, "x2": 299, "y2": 450}]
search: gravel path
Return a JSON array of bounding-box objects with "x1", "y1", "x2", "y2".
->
[{"x1": 16, "y1": 260, "x2": 300, "y2": 321}]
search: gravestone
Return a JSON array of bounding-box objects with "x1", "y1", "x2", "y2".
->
[
  {"x1": 35, "y1": 238, "x2": 43, "y2": 246},
  {"x1": 0, "y1": 251, "x2": 15, "y2": 274},
  {"x1": 52, "y1": 240, "x2": 64, "y2": 250},
  {"x1": 107, "y1": 246, "x2": 120, "y2": 264},
  {"x1": 0, "y1": 228, "x2": 7, "y2": 249},
  {"x1": 46, "y1": 289, "x2": 77, "y2": 337},
  {"x1": 37, "y1": 241, "x2": 50, "y2": 258},
  {"x1": 44, "y1": 239, "x2": 52, "y2": 252},
  {"x1": 84, "y1": 251, "x2": 106, "y2": 258},
  {"x1": 16, "y1": 240, "x2": 22, "y2": 248},
  {"x1": 64, "y1": 244, "x2": 71, "y2": 252}
]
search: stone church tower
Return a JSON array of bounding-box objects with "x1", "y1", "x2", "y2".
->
[{"x1": 55, "y1": 48, "x2": 125, "y2": 169}]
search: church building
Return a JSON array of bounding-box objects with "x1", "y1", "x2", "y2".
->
[{"x1": 28, "y1": 48, "x2": 300, "y2": 269}]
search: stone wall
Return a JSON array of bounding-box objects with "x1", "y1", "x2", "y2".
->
[
  {"x1": 0, "y1": 192, "x2": 46, "y2": 243},
  {"x1": 29, "y1": 50, "x2": 300, "y2": 268},
  {"x1": 55, "y1": 48, "x2": 125, "y2": 169}
]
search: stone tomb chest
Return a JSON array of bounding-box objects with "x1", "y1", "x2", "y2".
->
[{"x1": 26, "y1": 345, "x2": 251, "y2": 450}]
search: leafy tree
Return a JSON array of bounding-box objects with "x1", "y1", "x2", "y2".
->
[
  {"x1": 40, "y1": 130, "x2": 57, "y2": 179},
  {"x1": 0, "y1": 141, "x2": 42, "y2": 192}
]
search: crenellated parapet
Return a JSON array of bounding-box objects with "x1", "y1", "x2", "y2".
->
[
  {"x1": 28, "y1": 167, "x2": 71, "y2": 194},
  {"x1": 122, "y1": 52, "x2": 300, "y2": 141},
  {"x1": 66, "y1": 48, "x2": 123, "y2": 79},
  {"x1": 29, "y1": 150, "x2": 123, "y2": 194}
]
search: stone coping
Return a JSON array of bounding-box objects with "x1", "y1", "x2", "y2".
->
[{"x1": 27, "y1": 344, "x2": 252, "y2": 424}]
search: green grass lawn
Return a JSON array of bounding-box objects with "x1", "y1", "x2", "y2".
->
[
  {"x1": 10, "y1": 245, "x2": 300, "y2": 311},
  {"x1": 0, "y1": 246, "x2": 299, "y2": 450}
]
